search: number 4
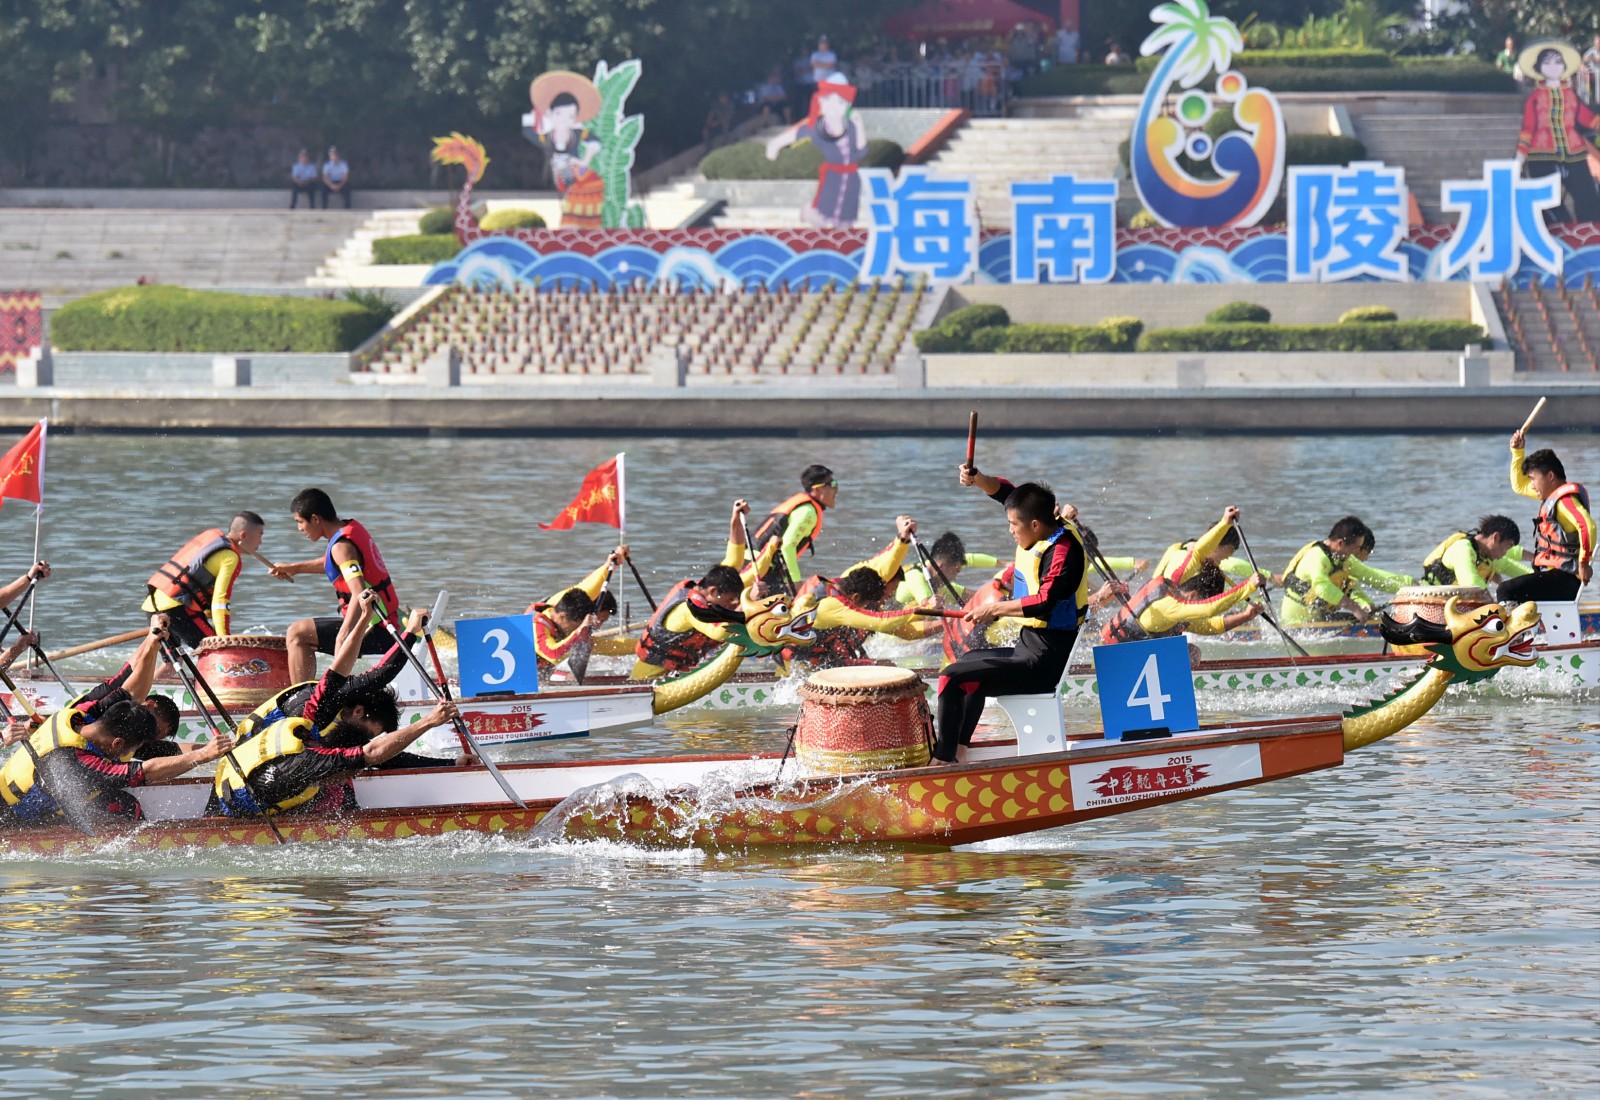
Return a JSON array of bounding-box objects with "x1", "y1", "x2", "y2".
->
[{"x1": 1127, "y1": 653, "x2": 1171, "y2": 720}]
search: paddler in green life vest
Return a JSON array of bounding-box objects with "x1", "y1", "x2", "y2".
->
[
  {"x1": 0, "y1": 615, "x2": 234, "y2": 837},
  {"x1": 1420, "y1": 516, "x2": 1531, "y2": 589},
  {"x1": 271, "y1": 487, "x2": 404, "y2": 683},
  {"x1": 1501, "y1": 430, "x2": 1594, "y2": 604},
  {"x1": 139, "y1": 511, "x2": 266, "y2": 651},
  {"x1": 753, "y1": 464, "x2": 838, "y2": 593},
  {"x1": 1279, "y1": 516, "x2": 1413, "y2": 626},
  {"x1": 527, "y1": 546, "x2": 636, "y2": 676},
  {"x1": 792, "y1": 515, "x2": 937, "y2": 668},
  {"x1": 1100, "y1": 507, "x2": 1264, "y2": 645}
]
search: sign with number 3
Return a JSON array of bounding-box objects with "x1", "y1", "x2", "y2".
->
[
  {"x1": 455, "y1": 614, "x2": 540, "y2": 698},
  {"x1": 1091, "y1": 635, "x2": 1198, "y2": 741}
]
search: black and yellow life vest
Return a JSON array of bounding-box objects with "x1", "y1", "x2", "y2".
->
[
  {"x1": 1532, "y1": 482, "x2": 1591, "y2": 573},
  {"x1": 233, "y1": 682, "x2": 317, "y2": 744},
  {"x1": 0, "y1": 708, "x2": 89, "y2": 806},
  {"x1": 1011, "y1": 525, "x2": 1084, "y2": 631},
  {"x1": 1421, "y1": 531, "x2": 1489, "y2": 587},
  {"x1": 213, "y1": 716, "x2": 320, "y2": 814},
  {"x1": 635, "y1": 581, "x2": 722, "y2": 671},
  {"x1": 1283, "y1": 541, "x2": 1349, "y2": 616}
]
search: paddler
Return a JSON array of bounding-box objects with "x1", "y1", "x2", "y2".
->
[
  {"x1": 270, "y1": 488, "x2": 404, "y2": 682},
  {"x1": 1279, "y1": 517, "x2": 1413, "y2": 626},
  {"x1": 792, "y1": 515, "x2": 935, "y2": 668},
  {"x1": 1100, "y1": 507, "x2": 1264, "y2": 645},
  {"x1": 1420, "y1": 516, "x2": 1530, "y2": 589},
  {"x1": 630, "y1": 501, "x2": 774, "y2": 680},
  {"x1": 527, "y1": 546, "x2": 634, "y2": 676},
  {"x1": 139, "y1": 511, "x2": 266, "y2": 650},
  {"x1": 211, "y1": 591, "x2": 460, "y2": 818},
  {"x1": 753, "y1": 464, "x2": 837, "y2": 592},
  {"x1": 933, "y1": 467, "x2": 1087, "y2": 765},
  {"x1": 0, "y1": 560, "x2": 50, "y2": 619},
  {"x1": 894, "y1": 531, "x2": 1000, "y2": 605},
  {"x1": 0, "y1": 616, "x2": 234, "y2": 837},
  {"x1": 1501, "y1": 430, "x2": 1594, "y2": 602}
]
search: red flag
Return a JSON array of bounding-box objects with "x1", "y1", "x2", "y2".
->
[
  {"x1": 538, "y1": 455, "x2": 623, "y2": 531},
  {"x1": 0, "y1": 420, "x2": 45, "y2": 510}
]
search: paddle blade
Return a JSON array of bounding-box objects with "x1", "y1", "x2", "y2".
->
[{"x1": 567, "y1": 632, "x2": 594, "y2": 685}]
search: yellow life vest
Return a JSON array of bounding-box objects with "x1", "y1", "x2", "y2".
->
[
  {"x1": 1421, "y1": 531, "x2": 1488, "y2": 587},
  {"x1": 1011, "y1": 526, "x2": 1086, "y2": 631},
  {"x1": 1, "y1": 708, "x2": 89, "y2": 806},
  {"x1": 1283, "y1": 541, "x2": 1350, "y2": 615},
  {"x1": 213, "y1": 716, "x2": 320, "y2": 814},
  {"x1": 233, "y1": 681, "x2": 316, "y2": 744}
]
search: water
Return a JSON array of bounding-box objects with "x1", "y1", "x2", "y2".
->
[{"x1": 1, "y1": 432, "x2": 1596, "y2": 1097}]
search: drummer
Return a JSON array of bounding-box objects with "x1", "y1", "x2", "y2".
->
[
  {"x1": 527, "y1": 546, "x2": 634, "y2": 676},
  {"x1": 140, "y1": 512, "x2": 266, "y2": 651},
  {"x1": 932, "y1": 466, "x2": 1087, "y2": 765},
  {"x1": 792, "y1": 515, "x2": 934, "y2": 668},
  {"x1": 270, "y1": 488, "x2": 403, "y2": 682},
  {"x1": 1502, "y1": 429, "x2": 1593, "y2": 603}
]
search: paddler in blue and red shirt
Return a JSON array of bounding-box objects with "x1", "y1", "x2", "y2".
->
[{"x1": 272, "y1": 487, "x2": 404, "y2": 683}]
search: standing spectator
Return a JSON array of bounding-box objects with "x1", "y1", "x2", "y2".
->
[
  {"x1": 320, "y1": 146, "x2": 352, "y2": 209},
  {"x1": 1009, "y1": 23, "x2": 1039, "y2": 76},
  {"x1": 702, "y1": 92, "x2": 735, "y2": 148},
  {"x1": 757, "y1": 68, "x2": 790, "y2": 124},
  {"x1": 1105, "y1": 41, "x2": 1131, "y2": 66},
  {"x1": 289, "y1": 149, "x2": 318, "y2": 210},
  {"x1": 810, "y1": 35, "x2": 839, "y2": 84},
  {"x1": 1495, "y1": 36, "x2": 1518, "y2": 76},
  {"x1": 1055, "y1": 20, "x2": 1080, "y2": 65},
  {"x1": 1583, "y1": 33, "x2": 1600, "y2": 103}
]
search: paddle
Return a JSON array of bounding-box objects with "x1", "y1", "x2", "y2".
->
[
  {"x1": 1073, "y1": 520, "x2": 1142, "y2": 625},
  {"x1": 0, "y1": 575, "x2": 40, "y2": 646},
  {"x1": 910, "y1": 607, "x2": 965, "y2": 619},
  {"x1": 0, "y1": 666, "x2": 40, "y2": 722},
  {"x1": 45, "y1": 629, "x2": 146, "y2": 663},
  {"x1": 246, "y1": 545, "x2": 292, "y2": 582},
  {"x1": 741, "y1": 512, "x2": 795, "y2": 597},
  {"x1": 161, "y1": 638, "x2": 286, "y2": 844},
  {"x1": 568, "y1": 565, "x2": 613, "y2": 685},
  {"x1": 415, "y1": 590, "x2": 472, "y2": 757},
  {"x1": 1234, "y1": 524, "x2": 1311, "y2": 660},
  {"x1": 624, "y1": 556, "x2": 657, "y2": 612},
  {"x1": 912, "y1": 537, "x2": 963, "y2": 604}
]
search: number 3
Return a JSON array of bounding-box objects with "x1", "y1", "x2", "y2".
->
[
  {"x1": 482, "y1": 628, "x2": 515, "y2": 686},
  {"x1": 1127, "y1": 653, "x2": 1171, "y2": 720}
]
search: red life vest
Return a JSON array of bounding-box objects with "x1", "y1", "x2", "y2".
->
[
  {"x1": 941, "y1": 578, "x2": 1006, "y2": 665},
  {"x1": 146, "y1": 528, "x2": 234, "y2": 612},
  {"x1": 635, "y1": 581, "x2": 721, "y2": 671},
  {"x1": 1532, "y1": 482, "x2": 1591, "y2": 573},
  {"x1": 753, "y1": 492, "x2": 826, "y2": 558},
  {"x1": 323, "y1": 519, "x2": 400, "y2": 624},
  {"x1": 1100, "y1": 575, "x2": 1178, "y2": 645}
]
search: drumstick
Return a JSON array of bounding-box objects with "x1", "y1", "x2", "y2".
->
[
  {"x1": 965, "y1": 411, "x2": 978, "y2": 471},
  {"x1": 1517, "y1": 397, "x2": 1547, "y2": 437},
  {"x1": 245, "y1": 546, "x2": 292, "y2": 582},
  {"x1": 911, "y1": 608, "x2": 966, "y2": 619}
]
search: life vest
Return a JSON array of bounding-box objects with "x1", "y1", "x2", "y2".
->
[
  {"x1": 797, "y1": 574, "x2": 835, "y2": 607},
  {"x1": 1282, "y1": 541, "x2": 1348, "y2": 616},
  {"x1": 635, "y1": 581, "x2": 721, "y2": 671},
  {"x1": 752, "y1": 492, "x2": 826, "y2": 558},
  {"x1": 1100, "y1": 575, "x2": 1180, "y2": 645},
  {"x1": 146, "y1": 528, "x2": 234, "y2": 612},
  {"x1": 234, "y1": 681, "x2": 316, "y2": 744},
  {"x1": 213, "y1": 716, "x2": 322, "y2": 815},
  {"x1": 1011, "y1": 526, "x2": 1081, "y2": 631},
  {"x1": 323, "y1": 519, "x2": 400, "y2": 623},
  {"x1": 532, "y1": 607, "x2": 590, "y2": 673},
  {"x1": 1421, "y1": 531, "x2": 1490, "y2": 587},
  {"x1": 0, "y1": 708, "x2": 88, "y2": 807},
  {"x1": 1532, "y1": 482, "x2": 1591, "y2": 573},
  {"x1": 941, "y1": 578, "x2": 1007, "y2": 665}
]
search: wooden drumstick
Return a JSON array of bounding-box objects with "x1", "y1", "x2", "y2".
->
[{"x1": 1517, "y1": 397, "x2": 1547, "y2": 437}]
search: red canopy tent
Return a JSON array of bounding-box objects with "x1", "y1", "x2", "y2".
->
[{"x1": 884, "y1": 0, "x2": 1057, "y2": 40}]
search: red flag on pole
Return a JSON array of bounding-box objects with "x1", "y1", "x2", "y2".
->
[
  {"x1": 0, "y1": 420, "x2": 45, "y2": 511},
  {"x1": 538, "y1": 454, "x2": 624, "y2": 531}
]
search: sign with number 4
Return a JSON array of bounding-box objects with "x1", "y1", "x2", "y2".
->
[
  {"x1": 1091, "y1": 635, "x2": 1198, "y2": 741},
  {"x1": 455, "y1": 614, "x2": 540, "y2": 698}
]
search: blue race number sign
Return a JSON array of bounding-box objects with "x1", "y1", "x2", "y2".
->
[
  {"x1": 454, "y1": 614, "x2": 539, "y2": 698},
  {"x1": 1091, "y1": 635, "x2": 1198, "y2": 741}
]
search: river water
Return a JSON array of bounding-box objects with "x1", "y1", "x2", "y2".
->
[{"x1": 1, "y1": 431, "x2": 1596, "y2": 1097}]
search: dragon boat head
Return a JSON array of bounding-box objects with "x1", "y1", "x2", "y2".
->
[
  {"x1": 1379, "y1": 597, "x2": 1542, "y2": 684},
  {"x1": 730, "y1": 589, "x2": 817, "y2": 656}
]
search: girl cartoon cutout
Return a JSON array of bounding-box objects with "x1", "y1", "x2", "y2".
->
[
  {"x1": 1514, "y1": 39, "x2": 1600, "y2": 224},
  {"x1": 522, "y1": 71, "x2": 606, "y2": 229},
  {"x1": 766, "y1": 73, "x2": 869, "y2": 228}
]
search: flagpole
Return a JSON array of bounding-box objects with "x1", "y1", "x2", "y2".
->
[
  {"x1": 26, "y1": 418, "x2": 46, "y2": 634},
  {"x1": 616, "y1": 451, "x2": 626, "y2": 544}
]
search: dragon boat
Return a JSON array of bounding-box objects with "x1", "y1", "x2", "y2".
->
[{"x1": 0, "y1": 596, "x2": 1543, "y2": 855}]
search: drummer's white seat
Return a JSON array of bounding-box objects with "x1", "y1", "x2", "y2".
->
[
  {"x1": 996, "y1": 662, "x2": 1072, "y2": 757},
  {"x1": 1539, "y1": 602, "x2": 1581, "y2": 645}
]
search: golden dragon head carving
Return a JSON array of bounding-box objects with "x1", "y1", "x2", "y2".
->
[
  {"x1": 1380, "y1": 596, "x2": 1542, "y2": 682},
  {"x1": 730, "y1": 589, "x2": 816, "y2": 655}
]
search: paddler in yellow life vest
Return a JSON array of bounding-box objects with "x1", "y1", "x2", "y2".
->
[
  {"x1": 753, "y1": 464, "x2": 837, "y2": 593},
  {"x1": 630, "y1": 501, "x2": 779, "y2": 680},
  {"x1": 1421, "y1": 515, "x2": 1531, "y2": 589},
  {"x1": 1100, "y1": 507, "x2": 1264, "y2": 645},
  {"x1": 894, "y1": 531, "x2": 1000, "y2": 606},
  {"x1": 1500, "y1": 430, "x2": 1594, "y2": 604},
  {"x1": 140, "y1": 511, "x2": 266, "y2": 650},
  {"x1": 272, "y1": 487, "x2": 405, "y2": 683},
  {"x1": 1279, "y1": 516, "x2": 1413, "y2": 626},
  {"x1": 526, "y1": 546, "x2": 636, "y2": 676},
  {"x1": 792, "y1": 515, "x2": 936, "y2": 668},
  {"x1": 0, "y1": 616, "x2": 233, "y2": 836},
  {"x1": 211, "y1": 591, "x2": 460, "y2": 818}
]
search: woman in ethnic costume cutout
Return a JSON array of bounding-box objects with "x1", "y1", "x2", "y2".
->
[
  {"x1": 766, "y1": 73, "x2": 869, "y2": 228},
  {"x1": 1514, "y1": 39, "x2": 1600, "y2": 224}
]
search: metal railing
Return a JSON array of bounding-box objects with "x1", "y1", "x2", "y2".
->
[{"x1": 852, "y1": 61, "x2": 1013, "y2": 117}]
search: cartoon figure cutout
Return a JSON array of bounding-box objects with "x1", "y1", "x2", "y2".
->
[
  {"x1": 521, "y1": 61, "x2": 646, "y2": 230},
  {"x1": 766, "y1": 73, "x2": 869, "y2": 228},
  {"x1": 1513, "y1": 38, "x2": 1600, "y2": 224}
]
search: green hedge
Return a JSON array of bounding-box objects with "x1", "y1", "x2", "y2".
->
[
  {"x1": 1138, "y1": 321, "x2": 1486, "y2": 353},
  {"x1": 700, "y1": 138, "x2": 905, "y2": 180},
  {"x1": 51, "y1": 286, "x2": 389, "y2": 352},
  {"x1": 1136, "y1": 48, "x2": 1391, "y2": 73},
  {"x1": 418, "y1": 206, "x2": 455, "y2": 235},
  {"x1": 922, "y1": 315, "x2": 1143, "y2": 354},
  {"x1": 1024, "y1": 59, "x2": 1511, "y2": 97},
  {"x1": 1207, "y1": 301, "x2": 1272, "y2": 324},
  {"x1": 372, "y1": 234, "x2": 462, "y2": 265},
  {"x1": 1340, "y1": 305, "x2": 1399, "y2": 324},
  {"x1": 480, "y1": 208, "x2": 547, "y2": 231},
  {"x1": 914, "y1": 303, "x2": 1009, "y2": 352}
]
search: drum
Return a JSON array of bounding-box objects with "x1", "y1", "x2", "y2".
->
[
  {"x1": 794, "y1": 666, "x2": 932, "y2": 776},
  {"x1": 194, "y1": 634, "x2": 291, "y2": 710},
  {"x1": 1385, "y1": 585, "x2": 1492, "y2": 655}
]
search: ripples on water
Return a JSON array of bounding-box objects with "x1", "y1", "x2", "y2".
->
[{"x1": 0, "y1": 433, "x2": 1596, "y2": 1097}]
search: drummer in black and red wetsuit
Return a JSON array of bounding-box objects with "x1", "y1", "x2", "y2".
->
[{"x1": 271, "y1": 488, "x2": 404, "y2": 682}]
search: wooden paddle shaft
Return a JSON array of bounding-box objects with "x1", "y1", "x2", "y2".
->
[
  {"x1": 45, "y1": 628, "x2": 146, "y2": 662},
  {"x1": 966, "y1": 411, "x2": 978, "y2": 468},
  {"x1": 1518, "y1": 396, "x2": 1547, "y2": 436}
]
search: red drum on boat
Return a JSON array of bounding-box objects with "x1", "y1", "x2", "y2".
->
[
  {"x1": 795, "y1": 666, "x2": 932, "y2": 775},
  {"x1": 195, "y1": 635, "x2": 291, "y2": 709},
  {"x1": 1385, "y1": 585, "x2": 1492, "y2": 656}
]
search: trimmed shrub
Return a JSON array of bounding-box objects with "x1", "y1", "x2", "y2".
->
[
  {"x1": 372, "y1": 234, "x2": 461, "y2": 265},
  {"x1": 418, "y1": 206, "x2": 455, "y2": 235},
  {"x1": 699, "y1": 138, "x2": 905, "y2": 180},
  {"x1": 1138, "y1": 321, "x2": 1486, "y2": 353},
  {"x1": 968, "y1": 326, "x2": 1008, "y2": 353},
  {"x1": 913, "y1": 325, "x2": 969, "y2": 353},
  {"x1": 480, "y1": 208, "x2": 547, "y2": 231},
  {"x1": 1207, "y1": 301, "x2": 1272, "y2": 325},
  {"x1": 940, "y1": 303, "x2": 1010, "y2": 340},
  {"x1": 1128, "y1": 210, "x2": 1160, "y2": 229},
  {"x1": 1137, "y1": 48, "x2": 1391, "y2": 73},
  {"x1": 991, "y1": 323, "x2": 1121, "y2": 354},
  {"x1": 1099, "y1": 316, "x2": 1145, "y2": 349},
  {"x1": 51, "y1": 286, "x2": 389, "y2": 352},
  {"x1": 1339, "y1": 305, "x2": 1399, "y2": 324}
]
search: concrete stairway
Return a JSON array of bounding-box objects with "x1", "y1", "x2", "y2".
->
[
  {"x1": 1497, "y1": 282, "x2": 1600, "y2": 372},
  {"x1": 1353, "y1": 114, "x2": 1524, "y2": 222},
  {"x1": 308, "y1": 210, "x2": 427, "y2": 287},
  {"x1": 924, "y1": 114, "x2": 1134, "y2": 227}
]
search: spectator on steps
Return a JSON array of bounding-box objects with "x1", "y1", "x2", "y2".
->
[
  {"x1": 1495, "y1": 36, "x2": 1520, "y2": 80},
  {"x1": 702, "y1": 92, "x2": 736, "y2": 149},
  {"x1": 757, "y1": 69, "x2": 790, "y2": 125},
  {"x1": 810, "y1": 35, "x2": 839, "y2": 85},
  {"x1": 1104, "y1": 41, "x2": 1131, "y2": 66},
  {"x1": 290, "y1": 150, "x2": 319, "y2": 210},
  {"x1": 1055, "y1": 21, "x2": 1080, "y2": 65},
  {"x1": 321, "y1": 146, "x2": 352, "y2": 209}
]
